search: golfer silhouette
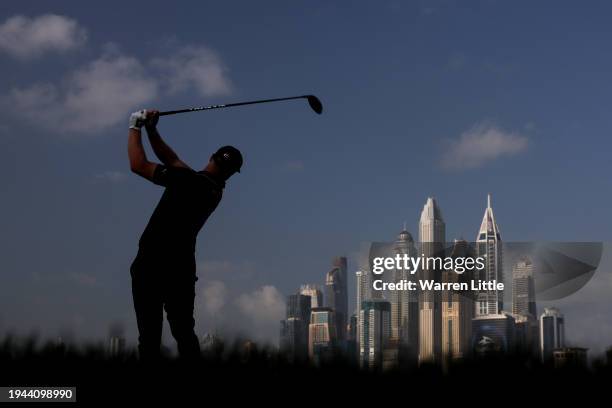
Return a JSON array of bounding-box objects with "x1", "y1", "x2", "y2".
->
[{"x1": 127, "y1": 109, "x2": 242, "y2": 360}]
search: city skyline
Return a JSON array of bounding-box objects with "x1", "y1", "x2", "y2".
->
[{"x1": 280, "y1": 193, "x2": 599, "y2": 367}]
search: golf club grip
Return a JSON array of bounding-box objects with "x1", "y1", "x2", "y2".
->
[{"x1": 158, "y1": 95, "x2": 309, "y2": 116}]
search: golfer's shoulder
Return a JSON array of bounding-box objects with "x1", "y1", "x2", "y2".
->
[
  {"x1": 152, "y1": 164, "x2": 196, "y2": 186},
  {"x1": 196, "y1": 171, "x2": 225, "y2": 191},
  {"x1": 167, "y1": 164, "x2": 196, "y2": 176}
]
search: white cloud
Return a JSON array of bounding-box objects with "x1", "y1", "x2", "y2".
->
[
  {"x1": 152, "y1": 46, "x2": 232, "y2": 97},
  {"x1": 235, "y1": 285, "x2": 284, "y2": 325},
  {"x1": 2, "y1": 45, "x2": 233, "y2": 135},
  {"x1": 4, "y1": 53, "x2": 158, "y2": 134},
  {"x1": 0, "y1": 14, "x2": 87, "y2": 59},
  {"x1": 441, "y1": 122, "x2": 528, "y2": 170},
  {"x1": 199, "y1": 280, "x2": 227, "y2": 316},
  {"x1": 0, "y1": 16, "x2": 231, "y2": 136},
  {"x1": 193, "y1": 280, "x2": 284, "y2": 344},
  {"x1": 63, "y1": 54, "x2": 158, "y2": 132}
]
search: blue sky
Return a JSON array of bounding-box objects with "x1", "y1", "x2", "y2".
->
[{"x1": 1, "y1": 1, "x2": 612, "y2": 352}]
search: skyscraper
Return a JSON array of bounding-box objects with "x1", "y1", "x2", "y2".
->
[
  {"x1": 472, "y1": 313, "x2": 516, "y2": 355},
  {"x1": 512, "y1": 257, "x2": 538, "y2": 357},
  {"x1": 347, "y1": 313, "x2": 358, "y2": 361},
  {"x1": 475, "y1": 194, "x2": 503, "y2": 316},
  {"x1": 356, "y1": 270, "x2": 369, "y2": 316},
  {"x1": 540, "y1": 307, "x2": 565, "y2": 362},
  {"x1": 308, "y1": 307, "x2": 337, "y2": 364},
  {"x1": 325, "y1": 257, "x2": 348, "y2": 344},
  {"x1": 300, "y1": 284, "x2": 323, "y2": 308},
  {"x1": 442, "y1": 239, "x2": 474, "y2": 362},
  {"x1": 280, "y1": 318, "x2": 307, "y2": 361},
  {"x1": 287, "y1": 293, "x2": 312, "y2": 322},
  {"x1": 513, "y1": 314, "x2": 539, "y2": 358},
  {"x1": 279, "y1": 293, "x2": 311, "y2": 361},
  {"x1": 512, "y1": 257, "x2": 536, "y2": 318},
  {"x1": 355, "y1": 269, "x2": 368, "y2": 353},
  {"x1": 389, "y1": 227, "x2": 419, "y2": 361},
  {"x1": 359, "y1": 299, "x2": 391, "y2": 369},
  {"x1": 418, "y1": 197, "x2": 445, "y2": 364}
]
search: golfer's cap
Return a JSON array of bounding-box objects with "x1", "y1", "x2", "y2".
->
[{"x1": 213, "y1": 145, "x2": 243, "y2": 173}]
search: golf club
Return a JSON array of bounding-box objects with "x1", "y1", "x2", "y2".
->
[{"x1": 159, "y1": 94, "x2": 323, "y2": 116}]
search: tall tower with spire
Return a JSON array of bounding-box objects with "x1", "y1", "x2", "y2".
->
[
  {"x1": 418, "y1": 197, "x2": 445, "y2": 364},
  {"x1": 475, "y1": 193, "x2": 503, "y2": 316}
]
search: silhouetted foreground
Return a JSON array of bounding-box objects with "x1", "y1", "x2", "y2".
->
[{"x1": 1, "y1": 335, "x2": 611, "y2": 403}]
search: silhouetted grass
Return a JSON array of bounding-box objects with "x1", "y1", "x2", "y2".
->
[{"x1": 1, "y1": 334, "x2": 611, "y2": 403}]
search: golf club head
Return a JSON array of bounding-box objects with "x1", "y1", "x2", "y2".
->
[{"x1": 306, "y1": 95, "x2": 323, "y2": 114}]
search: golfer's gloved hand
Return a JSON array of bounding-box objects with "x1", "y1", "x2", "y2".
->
[{"x1": 129, "y1": 110, "x2": 147, "y2": 130}]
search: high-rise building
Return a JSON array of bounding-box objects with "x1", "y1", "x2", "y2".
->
[
  {"x1": 280, "y1": 293, "x2": 311, "y2": 361},
  {"x1": 389, "y1": 227, "x2": 419, "y2": 362},
  {"x1": 326, "y1": 257, "x2": 348, "y2": 344},
  {"x1": 442, "y1": 239, "x2": 474, "y2": 362},
  {"x1": 475, "y1": 194, "x2": 503, "y2": 316},
  {"x1": 287, "y1": 293, "x2": 312, "y2": 322},
  {"x1": 359, "y1": 299, "x2": 391, "y2": 369},
  {"x1": 356, "y1": 270, "x2": 368, "y2": 315},
  {"x1": 513, "y1": 314, "x2": 539, "y2": 358},
  {"x1": 540, "y1": 307, "x2": 565, "y2": 362},
  {"x1": 300, "y1": 284, "x2": 323, "y2": 308},
  {"x1": 355, "y1": 269, "x2": 368, "y2": 353},
  {"x1": 512, "y1": 257, "x2": 537, "y2": 318},
  {"x1": 472, "y1": 313, "x2": 516, "y2": 355},
  {"x1": 308, "y1": 307, "x2": 337, "y2": 364},
  {"x1": 511, "y1": 256, "x2": 538, "y2": 357},
  {"x1": 280, "y1": 318, "x2": 307, "y2": 361},
  {"x1": 418, "y1": 197, "x2": 445, "y2": 364},
  {"x1": 347, "y1": 314, "x2": 358, "y2": 361}
]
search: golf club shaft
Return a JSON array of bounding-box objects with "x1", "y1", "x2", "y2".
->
[{"x1": 159, "y1": 95, "x2": 309, "y2": 116}]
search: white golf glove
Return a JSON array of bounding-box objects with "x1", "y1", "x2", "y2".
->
[{"x1": 129, "y1": 110, "x2": 147, "y2": 130}]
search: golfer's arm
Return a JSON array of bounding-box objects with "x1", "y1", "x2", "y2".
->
[
  {"x1": 145, "y1": 126, "x2": 190, "y2": 169},
  {"x1": 128, "y1": 129, "x2": 157, "y2": 181}
]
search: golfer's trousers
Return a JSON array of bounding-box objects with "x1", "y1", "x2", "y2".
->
[{"x1": 130, "y1": 250, "x2": 200, "y2": 360}]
